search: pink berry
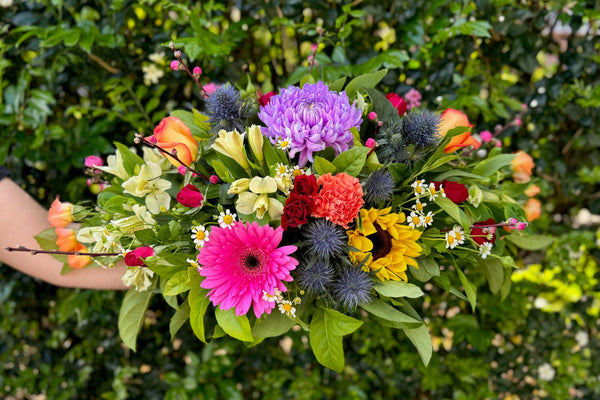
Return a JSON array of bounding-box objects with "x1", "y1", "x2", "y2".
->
[
  {"x1": 193, "y1": 66, "x2": 202, "y2": 75},
  {"x1": 515, "y1": 118, "x2": 522, "y2": 127},
  {"x1": 170, "y1": 60, "x2": 180, "y2": 71},
  {"x1": 517, "y1": 222, "x2": 527, "y2": 231},
  {"x1": 209, "y1": 175, "x2": 219, "y2": 184},
  {"x1": 368, "y1": 111, "x2": 377, "y2": 121},
  {"x1": 365, "y1": 138, "x2": 377, "y2": 148},
  {"x1": 85, "y1": 155, "x2": 104, "y2": 168},
  {"x1": 480, "y1": 130, "x2": 493, "y2": 143},
  {"x1": 178, "y1": 166, "x2": 187, "y2": 175}
]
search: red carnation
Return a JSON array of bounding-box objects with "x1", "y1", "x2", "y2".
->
[
  {"x1": 292, "y1": 174, "x2": 319, "y2": 197},
  {"x1": 281, "y1": 192, "x2": 312, "y2": 230},
  {"x1": 431, "y1": 180, "x2": 469, "y2": 204},
  {"x1": 470, "y1": 219, "x2": 497, "y2": 246},
  {"x1": 124, "y1": 246, "x2": 155, "y2": 267},
  {"x1": 176, "y1": 184, "x2": 204, "y2": 208},
  {"x1": 385, "y1": 93, "x2": 408, "y2": 116}
]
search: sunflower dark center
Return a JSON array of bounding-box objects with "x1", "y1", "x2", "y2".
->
[{"x1": 367, "y1": 225, "x2": 393, "y2": 261}]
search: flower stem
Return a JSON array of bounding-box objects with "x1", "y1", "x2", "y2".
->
[{"x1": 4, "y1": 246, "x2": 120, "y2": 257}]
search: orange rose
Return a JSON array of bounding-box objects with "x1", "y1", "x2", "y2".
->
[
  {"x1": 55, "y1": 228, "x2": 78, "y2": 251},
  {"x1": 48, "y1": 196, "x2": 73, "y2": 228},
  {"x1": 147, "y1": 116, "x2": 199, "y2": 167},
  {"x1": 67, "y1": 243, "x2": 92, "y2": 269},
  {"x1": 511, "y1": 151, "x2": 534, "y2": 183},
  {"x1": 524, "y1": 184, "x2": 540, "y2": 197},
  {"x1": 438, "y1": 108, "x2": 481, "y2": 153},
  {"x1": 524, "y1": 198, "x2": 541, "y2": 221}
]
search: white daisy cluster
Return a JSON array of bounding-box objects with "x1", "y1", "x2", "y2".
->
[
  {"x1": 273, "y1": 163, "x2": 294, "y2": 195},
  {"x1": 262, "y1": 289, "x2": 302, "y2": 318},
  {"x1": 411, "y1": 178, "x2": 446, "y2": 201},
  {"x1": 445, "y1": 226, "x2": 465, "y2": 249},
  {"x1": 408, "y1": 198, "x2": 434, "y2": 229}
]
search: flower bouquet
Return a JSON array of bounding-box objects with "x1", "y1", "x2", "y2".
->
[{"x1": 25, "y1": 48, "x2": 541, "y2": 372}]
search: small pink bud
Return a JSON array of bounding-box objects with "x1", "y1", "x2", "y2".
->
[
  {"x1": 365, "y1": 138, "x2": 377, "y2": 149},
  {"x1": 147, "y1": 135, "x2": 157, "y2": 144},
  {"x1": 311, "y1": 43, "x2": 318, "y2": 52},
  {"x1": 368, "y1": 111, "x2": 377, "y2": 121},
  {"x1": 178, "y1": 165, "x2": 187, "y2": 175},
  {"x1": 480, "y1": 130, "x2": 493, "y2": 143},
  {"x1": 307, "y1": 55, "x2": 314, "y2": 63},
  {"x1": 86, "y1": 178, "x2": 92, "y2": 186},
  {"x1": 514, "y1": 118, "x2": 522, "y2": 127},
  {"x1": 85, "y1": 155, "x2": 104, "y2": 168},
  {"x1": 169, "y1": 42, "x2": 175, "y2": 50},
  {"x1": 209, "y1": 175, "x2": 219, "y2": 184},
  {"x1": 517, "y1": 222, "x2": 527, "y2": 231},
  {"x1": 377, "y1": 121, "x2": 383, "y2": 127},
  {"x1": 507, "y1": 218, "x2": 518, "y2": 225},
  {"x1": 170, "y1": 60, "x2": 180, "y2": 71},
  {"x1": 521, "y1": 103, "x2": 528, "y2": 110},
  {"x1": 174, "y1": 50, "x2": 181, "y2": 58},
  {"x1": 193, "y1": 66, "x2": 202, "y2": 75},
  {"x1": 494, "y1": 139, "x2": 502, "y2": 148}
]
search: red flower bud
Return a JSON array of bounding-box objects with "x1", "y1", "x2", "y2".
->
[
  {"x1": 176, "y1": 184, "x2": 204, "y2": 208},
  {"x1": 124, "y1": 246, "x2": 155, "y2": 267},
  {"x1": 385, "y1": 93, "x2": 408, "y2": 116}
]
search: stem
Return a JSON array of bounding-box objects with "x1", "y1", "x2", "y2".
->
[
  {"x1": 173, "y1": 52, "x2": 207, "y2": 98},
  {"x1": 135, "y1": 134, "x2": 210, "y2": 181},
  {"x1": 308, "y1": 28, "x2": 324, "y2": 75},
  {"x1": 4, "y1": 246, "x2": 120, "y2": 257}
]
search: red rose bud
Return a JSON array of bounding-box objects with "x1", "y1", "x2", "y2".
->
[
  {"x1": 385, "y1": 93, "x2": 408, "y2": 116},
  {"x1": 124, "y1": 246, "x2": 155, "y2": 267},
  {"x1": 441, "y1": 180, "x2": 469, "y2": 203},
  {"x1": 258, "y1": 91, "x2": 276, "y2": 107},
  {"x1": 177, "y1": 184, "x2": 204, "y2": 208},
  {"x1": 292, "y1": 174, "x2": 319, "y2": 197},
  {"x1": 470, "y1": 218, "x2": 497, "y2": 246},
  {"x1": 281, "y1": 192, "x2": 312, "y2": 230}
]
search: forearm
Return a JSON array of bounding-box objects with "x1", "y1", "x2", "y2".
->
[{"x1": 0, "y1": 178, "x2": 129, "y2": 290}]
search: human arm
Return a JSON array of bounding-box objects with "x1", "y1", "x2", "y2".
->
[{"x1": 0, "y1": 177, "x2": 129, "y2": 290}]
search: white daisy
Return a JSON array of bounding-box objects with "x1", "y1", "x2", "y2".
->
[
  {"x1": 445, "y1": 226, "x2": 464, "y2": 249},
  {"x1": 218, "y1": 209, "x2": 237, "y2": 228},
  {"x1": 422, "y1": 211, "x2": 434, "y2": 227},
  {"x1": 191, "y1": 225, "x2": 209, "y2": 248},
  {"x1": 411, "y1": 179, "x2": 426, "y2": 196},
  {"x1": 278, "y1": 300, "x2": 296, "y2": 318},
  {"x1": 428, "y1": 182, "x2": 445, "y2": 201},
  {"x1": 276, "y1": 137, "x2": 291, "y2": 151},
  {"x1": 479, "y1": 242, "x2": 493, "y2": 259},
  {"x1": 412, "y1": 199, "x2": 426, "y2": 212},
  {"x1": 186, "y1": 258, "x2": 201, "y2": 270},
  {"x1": 408, "y1": 211, "x2": 423, "y2": 229},
  {"x1": 293, "y1": 297, "x2": 302, "y2": 305}
]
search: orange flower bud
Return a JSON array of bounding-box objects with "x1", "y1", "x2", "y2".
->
[
  {"x1": 438, "y1": 108, "x2": 481, "y2": 153},
  {"x1": 55, "y1": 228, "x2": 78, "y2": 251},
  {"x1": 511, "y1": 151, "x2": 535, "y2": 183},
  {"x1": 48, "y1": 196, "x2": 73, "y2": 228},
  {"x1": 67, "y1": 243, "x2": 92, "y2": 269},
  {"x1": 146, "y1": 116, "x2": 199, "y2": 167},
  {"x1": 524, "y1": 184, "x2": 540, "y2": 197},
  {"x1": 524, "y1": 198, "x2": 541, "y2": 221}
]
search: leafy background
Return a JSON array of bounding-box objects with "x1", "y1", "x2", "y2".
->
[{"x1": 1, "y1": 0, "x2": 599, "y2": 399}]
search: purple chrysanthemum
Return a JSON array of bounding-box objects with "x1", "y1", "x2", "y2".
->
[
  {"x1": 257, "y1": 81, "x2": 363, "y2": 167},
  {"x1": 197, "y1": 221, "x2": 298, "y2": 318}
]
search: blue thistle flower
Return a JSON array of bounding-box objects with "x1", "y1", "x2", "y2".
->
[
  {"x1": 302, "y1": 219, "x2": 348, "y2": 260},
  {"x1": 296, "y1": 259, "x2": 334, "y2": 295},
  {"x1": 401, "y1": 109, "x2": 441, "y2": 148},
  {"x1": 332, "y1": 266, "x2": 373, "y2": 311},
  {"x1": 206, "y1": 83, "x2": 249, "y2": 133},
  {"x1": 363, "y1": 168, "x2": 395, "y2": 205}
]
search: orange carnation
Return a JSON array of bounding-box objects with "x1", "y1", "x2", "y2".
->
[
  {"x1": 438, "y1": 108, "x2": 481, "y2": 153},
  {"x1": 55, "y1": 228, "x2": 78, "y2": 251},
  {"x1": 67, "y1": 243, "x2": 92, "y2": 269},
  {"x1": 511, "y1": 151, "x2": 535, "y2": 183},
  {"x1": 48, "y1": 196, "x2": 73, "y2": 228},
  {"x1": 524, "y1": 198, "x2": 541, "y2": 221},
  {"x1": 146, "y1": 116, "x2": 199, "y2": 167},
  {"x1": 311, "y1": 172, "x2": 364, "y2": 228}
]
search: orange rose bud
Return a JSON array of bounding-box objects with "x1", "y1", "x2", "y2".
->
[
  {"x1": 55, "y1": 228, "x2": 78, "y2": 251},
  {"x1": 48, "y1": 196, "x2": 74, "y2": 228},
  {"x1": 67, "y1": 243, "x2": 92, "y2": 269},
  {"x1": 147, "y1": 116, "x2": 199, "y2": 167},
  {"x1": 511, "y1": 151, "x2": 535, "y2": 183},
  {"x1": 524, "y1": 184, "x2": 540, "y2": 197},
  {"x1": 438, "y1": 108, "x2": 481, "y2": 153},
  {"x1": 524, "y1": 198, "x2": 541, "y2": 221}
]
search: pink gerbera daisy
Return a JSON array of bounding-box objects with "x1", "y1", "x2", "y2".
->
[{"x1": 197, "y1": 221, "x2": 298, "y2": 318}]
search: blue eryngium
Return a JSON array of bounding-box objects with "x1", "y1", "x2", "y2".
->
[
  {"x1": 206, "y1": 83, "x2": 249, "y2": 133},
  {"x1": 363, "y1": 167, "x2": 395, "y2": 206},
  {"x1": 401, "y1": 109, "x2": 441, "y2": 148},
  {"x1": 333, "y1": 265, "x2": 373, "y2": 311},
  {"x1": 296, "y1": 259, "x2": 334, "y2": 295},
  {"x1": 302, "y1": 218, "x2": 348, "y2": 260}
]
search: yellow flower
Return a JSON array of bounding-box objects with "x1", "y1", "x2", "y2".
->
[
  {"x1": 348, "y1": 207, "x2": 422, "y2": 281},
  {"x1": 235, "y1": 176, "x2": 283, "y2": 220},
  {"x1": 212, "y1": 129, "x2": 250, "y2": 171},
  {"x1": 247, "y1": 125, "x2": 264, "y2": 166}
]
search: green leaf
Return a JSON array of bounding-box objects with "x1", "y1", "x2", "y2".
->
[
  {"x1": 328, "y1": 77, "x2": 347, "y2": 92},
  {"x1": 365, "y1": 88, "x2": 401, "y2": 123},
  {"x1": 480, "y1": 258, "x2": 504, "y2": 294},
  {"x1": 471, "y1": 154, "x2": 516, "y2": 177},
  {"x1": 503, "y1": 234, "x2": 554, "y2": 250},
  {"x1": 435, "y1": 196, "x2": 469, "y2": 227},
  {"x1": 251, "y1": 310, "x2": 296, "y2": 338},
  {"x1": 374, "y1": 281, "x2": 424, "y2": 298},
  {"x1": 420, "y1": 155, "x2": 458, "y2": 174},
  {"x1": 456, "y1": 267, "x2": 477, "y2": 311},
  {"x1": 410, "y1": 256, "x2": 440, "y2": 282},
  {"x1": 118, "y1": 287, "x2": 154, "y2": 352},
  {"x1": 169, "y1": 299, "x2": 190, "y2": 340},
  {"x1": 360, "y1": 299, "x2": 422, "y2": 329},
  {"x1": 171, "y1": 109, "x2": 208, "y2": 139},
  {"x1": 433, "y1": 170, "x2": 485, "y2": 181},
  {"x1": 314, "y1": 156, "x2": 337, "y2": 175},
  {"x1": 163, "y1": 270, "x2": 190, "y2": 296},
  {"x1": 403, "y1": 325, "x2": 433, "y2": 366},
  {"x1": 215, "y1": 308, "x2": 254, "y2": 342},
  {"x1": 309, "y1": 307, "x2": 363, "y2": 372},
  {"x1": 114, "y1": 142, "x2": 144, "y2": 176},
  {"x1": 188, "y1": 270, "x2": 210, "y2": 343},
  {"x1": 344, "y1": 69, "x2": 388, "y2": 99},
  {"x1": 332, "y1": 146, "x2": 369, "y2": 176},
  {"x1": 262, "y1": 136, "x2": 287, "y2": 168}
]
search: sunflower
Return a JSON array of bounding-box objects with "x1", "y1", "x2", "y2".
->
[{"x1": 347, "y1": 207, "x2": 422, "y2": 281}]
